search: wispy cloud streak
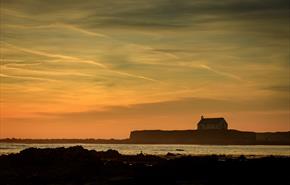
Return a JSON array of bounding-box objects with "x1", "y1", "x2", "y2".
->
[
  {"x1": 199, "y1": 64, "x2": 242, "y2": 81},
  {"x1": 0, "y1": 73, "x2": 57, "y2": 82},
  {"x1": 4, "y1": 23, "x2": 109, "y2": 38},
  {"x1": 3, "y1": 42, "x2": 160, "y2": 83}
]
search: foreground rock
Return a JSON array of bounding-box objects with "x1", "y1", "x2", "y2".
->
[{"x1": 0, "y1": 146, "x2": 289, "y2": 185}]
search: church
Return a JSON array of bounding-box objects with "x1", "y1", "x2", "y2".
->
[{"x1": 197, "y1": 116, "x2": 228, "y2": 130}]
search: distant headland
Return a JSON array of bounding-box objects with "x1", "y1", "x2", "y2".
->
[
  {"x1": 1, "y1": 116, "x2": 290, "y2": 145},
  {"x1": 130, "y1": 116, "x2": 290, "y2": 145}
]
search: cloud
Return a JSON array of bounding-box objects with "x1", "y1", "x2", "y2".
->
[
  {"x1": 1, "y1": 65, "x2": 93, "y2": 78},
  {"x1": 2, "y1": 42, "x2": 160, "y2": 83},
  {"x1": 199, "y1": 64, "x2": 242, "y2": 81},
  {"x1": 4, "y1": 23, "x2": 109, "y2": 38},
  {"x1": 37, "y1": 96, "x2": 289, "y2": 122},
  {"x1": 3, "y1": 42, "x2": 107, "y2": 67},
  {"x1": 2, "y1": 0, "x2": 288, "y2": 29},
  {"x1": 262, "y1": 85, "x2": 290, "y2": 92},
  {"x1": 108, "y1": 69, "x2": 161, "y2": 83},
  {"x1": 37, "y1": 97, "x2": 231, "y2": 120},
  {"x1": 0, "y1": 73, "x2": 56, "y2": 82},
  {"x1": 1, "y1": 0, "x2": 289, "y2": 131},
  {"x1": 72, "y1": 0, "x2": 289, "y2": 30}
]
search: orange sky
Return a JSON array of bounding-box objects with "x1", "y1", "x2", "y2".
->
[{"x1": 0, "y1": 0, "x2": 289, "y2": 139}]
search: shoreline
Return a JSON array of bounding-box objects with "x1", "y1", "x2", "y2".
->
[
  {"x1": 1, "y1": 139, "x2": 290, "y2": 145},
  {"x1": 1, "y1": 143, "x2": 289, "y2": 157},
  {"x1": 1, "y1": 146, "x2": 289, "y2": 185}
]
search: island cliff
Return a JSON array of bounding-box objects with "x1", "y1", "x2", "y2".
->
[
  {"x1": 129, "y1": 129, "x2": 290, "y2": 145},
  {"x1": 129, "y1": 117, "x2": 290, "y2": 145}
]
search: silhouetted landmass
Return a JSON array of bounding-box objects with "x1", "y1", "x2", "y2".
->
[
  {"x1": 129, "y1": 130, "x2": 290, "y2": 145},
  {"x1": 0, "y1": 138, "x2": 130, "y2": 144},
  {"x1": 0, "y1": 146, "x2": 289, "y2": 185},
  {"x1": 1, "y1": 130, "x2": 289, "y2": 145}
]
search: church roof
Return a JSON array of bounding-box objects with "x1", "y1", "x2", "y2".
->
[{"x1": 198, "y1": 118, "x2": 227, "y2": 125}]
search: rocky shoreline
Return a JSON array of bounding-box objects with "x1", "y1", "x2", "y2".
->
[{"x1": 0, "y1": 146, "x2": 289, "y2": 185}]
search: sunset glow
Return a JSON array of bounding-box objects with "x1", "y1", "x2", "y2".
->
[{"x1": 0, "y1": 0, "x2": 289, "y2": 138}]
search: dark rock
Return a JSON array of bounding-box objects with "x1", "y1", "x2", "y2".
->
[{"x1": 0, "y1": 146, "x2": 289, "y2": 185}]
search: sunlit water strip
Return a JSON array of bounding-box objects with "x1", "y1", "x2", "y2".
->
[{"x1": 0, "y1": 143, "x2": 289, "y2": 156}]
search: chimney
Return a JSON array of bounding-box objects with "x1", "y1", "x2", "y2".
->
[{"x1": 201, "y1": 115, "x2": 204, "y2": 119}]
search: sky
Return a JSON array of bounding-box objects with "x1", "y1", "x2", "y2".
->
[{"x1": 0, "y1": 0, "x2": 289, "y2": 139}]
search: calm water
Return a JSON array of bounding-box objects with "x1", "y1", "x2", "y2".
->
[{"x1": 0, "y1": 143, "x2": 289, "y2": 156}]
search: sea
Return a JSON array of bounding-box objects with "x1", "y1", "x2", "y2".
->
[{"x1": 1, "y1": 143, "x2": 290, "y2": 156}]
